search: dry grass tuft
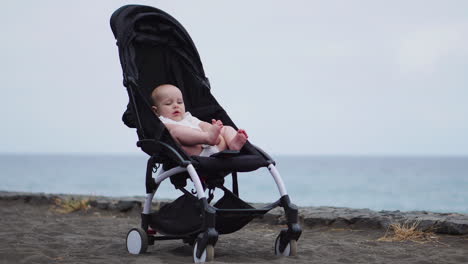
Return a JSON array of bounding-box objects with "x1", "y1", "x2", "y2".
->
[
  {"x1": 52, "y1": 197, "x2": 90, "y2": 214},
  {"x1": 378, "y1": 221, "x2": 438, "y2": 243}
]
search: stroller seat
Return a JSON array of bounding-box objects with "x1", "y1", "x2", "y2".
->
[{"x1": 111, "y1": 4, "x2": 302, "y2": 262}]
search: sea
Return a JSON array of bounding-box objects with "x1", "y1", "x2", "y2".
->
[{"x1": 1, "y1": 154, "x2": 467, "y2": 214}]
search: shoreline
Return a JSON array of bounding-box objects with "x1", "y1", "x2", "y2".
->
[{"x1": 2, "y1": 191, "x2": 467, "y2": 235}]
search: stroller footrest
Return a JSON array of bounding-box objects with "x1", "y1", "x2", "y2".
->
[
  {"x1": 209, "y1": 150, "x2": 240, "y2": 158},
  {"x1": 191, "y1": 154, "x2": 270, "y2": 172}
]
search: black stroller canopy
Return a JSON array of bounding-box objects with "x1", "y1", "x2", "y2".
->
[
  {"x1": 110, "y1": 5, "x2": 206, "y2": 82},
  {"x1": 111, "y1": 5, "x2": 232, "y2": 140}
]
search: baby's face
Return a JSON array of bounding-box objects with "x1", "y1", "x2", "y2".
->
[{"x1": 153, "y1": 85, "x2": 186, "y2": 121}]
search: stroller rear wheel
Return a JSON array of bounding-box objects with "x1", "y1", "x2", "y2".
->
[
  {"x1": 274, "y1": 232, "x2": 297, "y2": 256},
  {"x1": 193, "y1": 241, "x2": 214, "y2": 263},
  {"x1": 126, "y1": 227, "x2": 148, "y2": 255}
]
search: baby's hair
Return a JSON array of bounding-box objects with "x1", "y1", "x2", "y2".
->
[
  {"x1": 151, "y1": 84, "x2": 168, "y2": 106},
  {"x1": 151, "y1": 84, "x2": 180, "y2": 106},
  {"x1": 150, "y1": 86, "x2": 159, "y2": 106}
]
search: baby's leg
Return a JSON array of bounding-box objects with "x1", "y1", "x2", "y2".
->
[
  {"x1": 166, "y1": 124, "x2": 221, "y2": 146},
  {"x1": 221, "y1": 126, "x2": 248, "y2": 151}
]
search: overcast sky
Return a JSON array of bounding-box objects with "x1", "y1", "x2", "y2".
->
[{"x1": 1, "y1": 0, "x2": 467, "y2": 156}]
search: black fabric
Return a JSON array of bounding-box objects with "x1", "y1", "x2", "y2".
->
[
  {"x1": 150, "y1": 193, "x2": 202, "y2": 235},
  {"x1": 110, "y1": 4, "x2": 268, "y2": 159},
  {"x1": 150, "y1": 191, "x2": 261, "y2": 236},
  {"x1": 213, "y1": 190, "x2": 256, "y2": 235},
  {"x1": 122, "y1": 103, "x2": 136, "y2": 128},
  {"x1": 191, "y1": 154, "x2": 270, "y2": 173},
  {"x1": 111, "y1": 5, "x2": 217, "y2": 140}
]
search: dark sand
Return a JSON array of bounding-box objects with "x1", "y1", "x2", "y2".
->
[{"x1": 1, "y1": 200, "x2": 467, "y2": 264}]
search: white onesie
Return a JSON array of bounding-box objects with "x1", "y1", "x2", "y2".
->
[{"x1": 158, "y1": 112, "x2": 219, "y2": 157}]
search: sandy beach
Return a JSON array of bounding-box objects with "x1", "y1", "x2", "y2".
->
[{"x1": 1, "y1": 194, "x2": 467, "y2": 264}]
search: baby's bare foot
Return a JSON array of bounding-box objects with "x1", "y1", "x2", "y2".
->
[
  {"x1": 228, "y1": 129, "x2": 248, "y2": 151},
  {"x1": 207, "y1": 123, "x2": 222, "y2": 145},
  {"x1": 211, "y1": 119, "x2": 223, "y2": 126}
]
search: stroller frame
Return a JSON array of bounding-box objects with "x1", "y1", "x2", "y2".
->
[
  {"x1": 111, "y1": 4, "x2": 302, "y2": 262},
  {"x1": 134, "y1": 117, "x2": 302, "y2": 262}
]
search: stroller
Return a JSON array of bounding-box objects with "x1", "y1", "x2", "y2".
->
[{"x1": 110, "y1": 5, "x2": 302, "y2": 263}]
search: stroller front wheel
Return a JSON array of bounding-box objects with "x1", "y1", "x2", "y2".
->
[
  {"x1": 126, "y1": 227, "x2": 148, "y2": 255},
  {"x1": 193, "y1": 241, "x2": 214, "y2": 263},
  {"x1": 274, "y1": 233, "x2": 297, "y2": 256}
]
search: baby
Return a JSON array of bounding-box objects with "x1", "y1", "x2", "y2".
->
[{"x1": 151, "y1": 84, "x2": 248, "y2": 156}]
